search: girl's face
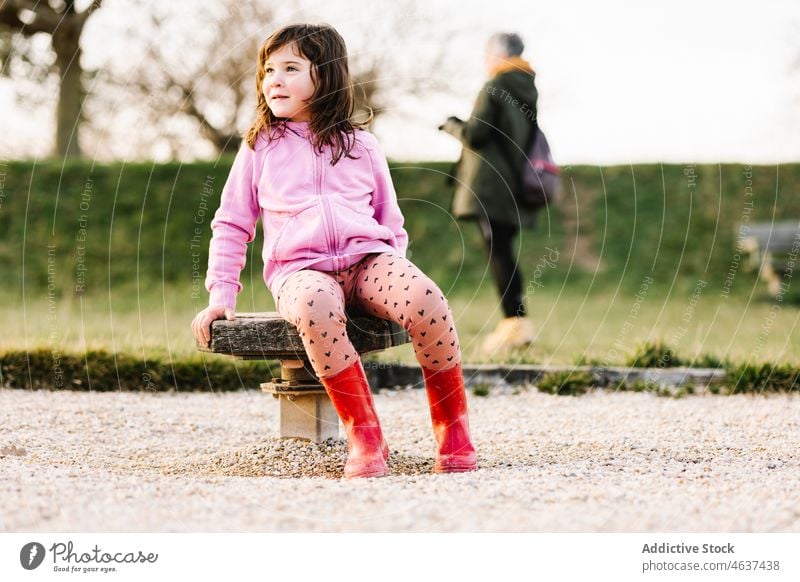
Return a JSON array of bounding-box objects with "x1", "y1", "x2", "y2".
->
[{"x1": 262, "y1": 42, "x2": 315, "y2": 122}]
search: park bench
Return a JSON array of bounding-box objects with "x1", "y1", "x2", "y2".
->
[
  {"x1": 737, "y1": 221, "x2": 800, "y2": 296},
  {"x1": 198, "y1": 312, "x2": 409, "y2": 442}
]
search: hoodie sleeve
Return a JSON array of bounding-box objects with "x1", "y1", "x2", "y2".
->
[
  {"x1": 443, "y1": 82, "x2": 497, "y2": 149},
  {"x1": 365, "y1": 137, "x2": 409, "y2": 257},
  {"x1": 204, "y1": 143, "x2": 260, "y2": 309}
]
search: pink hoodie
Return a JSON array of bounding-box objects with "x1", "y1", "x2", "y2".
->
[{"x1": 205, "y1": 121, "x2": 409, "y2": 309}]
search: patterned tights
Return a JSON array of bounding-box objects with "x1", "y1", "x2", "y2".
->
[{"x1": 277, "y1": 253, "x2": 461, "y2": 378}]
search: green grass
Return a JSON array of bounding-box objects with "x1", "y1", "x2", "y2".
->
[
  {"x1": 3, "y1": 284, "x2": 797, "y2": 368},
  {"x1": 2, "y1": 159, "x2": 799, "y2": 379},
  {"x1": 3, "y1": 160, "x2": 799, "y2": 298},
  {"x1": 0, "y1": 282, "x2": 275, "y2": 362},
  {"x1": 536, "y1": 370, "x2": 596, "y2": 396},
  {"x1": 383, "y1": 289, "x2": 800, "y2": 367},
  {"x1": 3, "y1": 281, "x2": 798, "y2": 393}
]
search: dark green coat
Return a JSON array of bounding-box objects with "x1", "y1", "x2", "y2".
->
[{"x1": 445, "y1": 69, "x2": 539, "y2": 229}]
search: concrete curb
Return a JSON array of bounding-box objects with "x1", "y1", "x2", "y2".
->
[{"x1": 362, "y1": 362, "x2": 727, "y2": 391}]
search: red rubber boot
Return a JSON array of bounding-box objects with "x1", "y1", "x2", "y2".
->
[
  {"x1": 422, "y1": 363, "x2": 478, "y2": 473},
  {"x1": 321, "y1": 360, "x2": 389, "y2": 479}
]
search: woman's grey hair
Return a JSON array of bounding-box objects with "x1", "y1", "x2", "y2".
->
[{"x1": 487, "y1": 32, "x2": 524, "y2": 57}]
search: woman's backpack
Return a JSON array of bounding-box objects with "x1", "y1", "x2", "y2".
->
[{"x1": 519, "y1": 125, "x2": 560, "y2": 210}]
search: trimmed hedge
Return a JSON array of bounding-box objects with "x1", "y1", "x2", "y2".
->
[
  {"x1": 0, "y1": 349, "x2": 275, "y2": 392},
  {"x1": 2, "y1": 348, "x2": 798, "y2": 395},
  {"x1": 725, "y1": 362, "x2": 800, "y2": 394}
]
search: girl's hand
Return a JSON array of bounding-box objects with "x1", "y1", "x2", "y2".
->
[{"x1": 191, "y1": 306, "x2": 235, "y2": 347}]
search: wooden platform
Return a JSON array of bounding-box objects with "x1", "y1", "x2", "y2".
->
[
  {"x1": 198, "y1": 311, "x2": 410, "y2": 442},
  {"x1": 199, "y1": 311, "x2": 409, "y2": 359}
]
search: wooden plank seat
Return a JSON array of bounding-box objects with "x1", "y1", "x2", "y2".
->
[
  {"x1": 737, "y1": 221, "x2": 800, "y2": 296},
  {"x1": 198, "y1": 312, "x2": 409, "y2": 442}
]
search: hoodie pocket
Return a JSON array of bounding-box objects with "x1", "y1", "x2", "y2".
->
[
  {"x1": 270, "y1": 206, "x2": 329, "y2": 262},
  {"x1": 265, "y1": 214, "x2": 291, "y2": 261}
]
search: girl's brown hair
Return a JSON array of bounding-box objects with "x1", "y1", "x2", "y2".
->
[{"x1": 244, "y1": 23, "x2": 366, "y2": 165}]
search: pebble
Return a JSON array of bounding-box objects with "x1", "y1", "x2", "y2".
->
[{"x1": 0, "y1": 444, "x2": 27, "y2": 457}]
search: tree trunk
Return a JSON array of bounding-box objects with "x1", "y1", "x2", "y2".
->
[
  {"x1": 52, "y1": 23, "x2": 83, "y2": 158},
  {"x1": 205, "y1": 128, "x2": 241, "y2": 154}
]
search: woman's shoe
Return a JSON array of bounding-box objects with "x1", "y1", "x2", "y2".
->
[
  {"x1": 320, "y1": 360, "x2": 389, "y2": 478},
  {"x1": 481, "y1": 316, "x2": 536, "y2": 355},
  {"x1": 422, "y1": 363, "x2": 478, "y2": 473}
]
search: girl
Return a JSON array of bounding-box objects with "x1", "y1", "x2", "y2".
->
[{"x1": 191, "y1": 23, "x2": 477, "y2": 479}]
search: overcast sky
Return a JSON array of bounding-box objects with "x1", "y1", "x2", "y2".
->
[
  {"x1": 1, "y1": 0, "x2": 798, "y2": 164},
  {"x1": 375, "y1": 0, "x2": 800, "y2": 164}
]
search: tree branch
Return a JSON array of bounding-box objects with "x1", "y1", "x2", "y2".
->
[
  {"x1": 0, "y1": 0, "x2": 62, "y2": 35},
  {"x1": 0, "y1": 5, "x2": 24, "y2": 29}
]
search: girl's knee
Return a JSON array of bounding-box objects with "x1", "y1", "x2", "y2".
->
[
  {"x1": 283, "y1": 284, "x2": 345, "y2": 329},
  {"x1": 407, "y1": 278, "x2": 449, "y2": 314}
]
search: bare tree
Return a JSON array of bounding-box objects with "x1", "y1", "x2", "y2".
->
[
  {"x1": 144, "y1": 3, "x2": 265, "y2": 154},
  {"x1": 84, "y1": 0, "x2": 467, "y2": 159},
  {"x1": 0, "y1": 0, "x2": 102, "y2": 157},
  {"x1": 347, "y1": 0, "x2": 463, "y2": 119},
  {"x1": 88, "y1": 1, "x2": 271, "y2": 157}
]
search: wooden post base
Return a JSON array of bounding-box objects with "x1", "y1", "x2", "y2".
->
[
  {"x1": 261, "y1": 359, "x2": 340, "y2": 443},
  {"x1": 202, "y1": 312, "x2": 410, "y2": 444}
]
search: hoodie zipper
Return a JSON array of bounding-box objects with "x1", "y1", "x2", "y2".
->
[{"x1": 314, "y1": 147, "x2": 339, "y2": 270}]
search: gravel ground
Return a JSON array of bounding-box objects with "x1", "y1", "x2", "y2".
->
[{"x1": 1, "y1": 386, "x2": 799, "y2": 532}]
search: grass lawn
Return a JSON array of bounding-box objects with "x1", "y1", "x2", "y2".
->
[
  {"x1": 4, "y1": 282, "x2": 798, "y2": 368},
  {"x1": 5, "y1": 160, "x2": 798, "y2": 372}
]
